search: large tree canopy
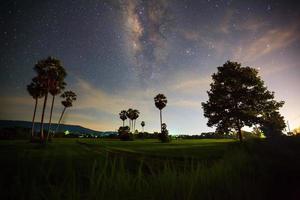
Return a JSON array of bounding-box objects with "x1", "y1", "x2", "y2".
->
[{"x1": 202, "y1": 61, "x2": 285, "y2": 141}]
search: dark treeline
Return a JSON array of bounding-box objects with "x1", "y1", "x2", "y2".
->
[{"x1": 8, "y1": 59, "x2": 289, "y2": 142}]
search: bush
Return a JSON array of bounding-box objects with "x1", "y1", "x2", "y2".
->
[
  {"x1": 0, "y1": 127, "x2": 30, "y2": 139},
  {"x1": 158, "y1": 123, "x2": 171, "y2": 143},
  {"x1": 118, "y1": 126, "x2": 133, "y2": 141}
]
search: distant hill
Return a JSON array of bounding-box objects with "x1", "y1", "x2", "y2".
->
[{"x1": 0, "y1": 120, "x2": 117, "y2": 137}]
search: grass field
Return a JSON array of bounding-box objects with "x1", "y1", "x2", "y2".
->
[{"x1": 0, "y1": 138, "x2": 299, "y2": 200}]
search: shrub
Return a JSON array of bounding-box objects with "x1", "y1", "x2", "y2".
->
[
  {"x1": 158, "y1": 123, "x2": 171, "y2": 143},
  {"x1": 118, "y1": 126, "x2": 133, "y2": 141}
]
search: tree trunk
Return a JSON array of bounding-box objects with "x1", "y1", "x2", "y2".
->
[
  {"x1": 31, "y1": 98, "x2": 38, "y2": 141},
  {"x1": 237, "y1": 123, "x2": 243, "y2": 142},
  {"x1": 134, "y1": 120, "x2": 136, "y2": 132},
  {"x1": 40, "y1": 92, "x2": 48, "y2": 143},
  {"x1": 46, "y1": 95, "x2": 55, "y2": 142},
  {"x1": 160, "y1": 109, "x2": 162, "y2": 133},
  {"x1": 55, "y1": 107, "x2": 66, "y2": 135},
  {"x1": 123, "y1": 120, "x2": 124, "y2": 127}
]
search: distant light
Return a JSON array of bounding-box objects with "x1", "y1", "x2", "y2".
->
[{"x1": 64, "y1": 130, "x2": 70, "y2": 135}]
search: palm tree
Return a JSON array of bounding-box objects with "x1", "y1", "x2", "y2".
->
[
  {"x1": 54, "y1": 91, "x2": 77, "y2": 135},
  {"x1": 154, "y1": 94, "x2": 167, "y2": 133},
  {"x1": 132, "y1": 109, "x2": 140, "y2": 131},
  {"x1": 126, "y1": 108, "x2": 134, "y2": 132},
  {"x1": 47, "y1": 64, "x2": 67, "y2": 142},
  {"x1": 141, "y1": 121, "x2": 145, "y2": 132},
  {"x1": 34, "y1": 57, "x2": 65, "y2": 143},
  {"x1": 27, "y1": 77, "x2": 45, "y2": 141},
  {"x1": 119, "y1": 110, "x2": 127, "y2": 127}
]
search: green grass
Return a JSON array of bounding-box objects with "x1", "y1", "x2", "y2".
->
[
  {"x1": 0, "y1": 138, "x2": 300, "y2": 200},
  {"x1": 79, "y1": 138, "x2": 235, "y2": 159}
]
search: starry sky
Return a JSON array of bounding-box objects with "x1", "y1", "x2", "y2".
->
[{"x1": 1, "y1": 0, "x2": 300, "y2": 134}]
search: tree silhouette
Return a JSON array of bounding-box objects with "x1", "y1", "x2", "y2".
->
[
  {"x1": 119, "y1": 110, "x2": 127, "y2": 127},
  {"x1": 202, "y1": 61, "x2": 284, "y2": 142},
  {"x1": 158, "y1": 123, "x2": 170, "y2": 142},
  {"x1": 132, "y1": 109, "x2": 140, "y2": 131},
  {"x1": 126, "y1": 108, "x2": 134, "y2": 132},
  {"x1": 47, "y1": 61, "x2": 67, "y2": 142},
  {"x1": 34, "y1": 57, "x2": 65, "y2": 142},
  {"x1": 118, "y1": 126, "x2": 133, "y2": 141},
  {"x1": 260, "y1": 111, "x2": 286, "y2": 138},
  {"x1": 154, "y1": 94, "x2": 167, "y2": 133},
  {"x1": 54, "y1": 91, "x2": 77, "y2": 135},
  {"x1": 141, "y1": 121, "x2": 145, "y2": 132},
  {"x1": 27, "y1": 77, "x2": 45, "y2": 141}
]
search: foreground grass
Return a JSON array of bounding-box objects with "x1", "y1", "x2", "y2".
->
[{"x1": 0, "y1": 138, "x2": 299, "y2": 199}]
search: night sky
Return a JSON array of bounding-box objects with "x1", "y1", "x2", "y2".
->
[{"x1": 1, "y1": 0, "x2": 300, "y2": 134}]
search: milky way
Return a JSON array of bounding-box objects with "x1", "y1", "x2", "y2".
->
[{"x1": 119, "y1": 0, "x2": 173, "y2": 83}]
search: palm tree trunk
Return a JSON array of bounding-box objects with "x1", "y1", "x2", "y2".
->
[
  {"x1": 40, "y1": 91, "x2": 48, "y2": 143},
  {"x1": 55, "y1": 107, "x2": 66, "y2": 135},
  {"x1": 160, "y1": 109, "x2": 162, "y2": 133},
  {"x1": 46, "y1": 95, "x2": 55, "y2": 142},
  {"x1": 31, "y1": 98, "x2": 38, "y2": 141},
  {"x1": 130, "y1": 120, "x2": 132, "y2": 132},
  {"x1": 134, "y1": 120, "x2": 136, "y2": 132},
  {"x1": 123, "y1": 120, "x2": 124, "y2": 127}
]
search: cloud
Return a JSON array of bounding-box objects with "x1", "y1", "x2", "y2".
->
[
  {"x1": 0, "y1": 96, "x2": 33, "y2": 120},
  {"x1": 0, "y1": 70, "x2": 211, "y2": 132},
  {"x1": 257, "y1": 61, "x2": 299, "y2": 77},
  {"x1": 0, "y1": 96, "x2": 32, "y2": 107},
  {"x1": 169, "y1": 99, "x2": 201, "y2": 109},
  {"x1": 233, "y1": 25, "x2": 299, "y2": 62},
  {"x1": 219, "y1": 9, "x2": 234, "y2": 34},
  {"x1": 170, "y1": 77, "x2": 211, "y2": 94},
  {"x1": 75, "y1": 73, "x2": 207, "y2": 113},
  {"x1": 180, "y1": 9, "x2": 299, "y2": 64},
  {"x1": 75, "y1": 79, "x2": 129, "y2": 114},
  {"x1": 237, "y1": 18, "x2": 267, "y2": 32},
  {"x1": 71, "y1": 72, "x2": 210, "y2": 129}
]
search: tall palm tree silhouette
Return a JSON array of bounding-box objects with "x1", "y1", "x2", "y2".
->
[
  {"x1": 54, "y1": 91, "x2": 77, "y2": 135},
  {"x1": 132, "y1": 109, "x2": 140, "y2": 131},
  {"x1": 141, "y1": 121, "x2": 145, "y2": 132},
  {"x1": 34, "y1": 57, "x2": 63, "y2": 142},
  {"x1": 126, "y1": 108, "x2": 134, "y2": 131},
  {"x1": 119, "y1": 110, "x2": 127, "y2": 127},
  {"x1": 47, "y1": 63, "x2": 66, "y2": 141},
  {"x1": 27, "y1": 77, "x2": 45, "y2": 140},
  {"x1": 154, "y1": 94, "x2": 167, "y2": 133}
]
